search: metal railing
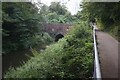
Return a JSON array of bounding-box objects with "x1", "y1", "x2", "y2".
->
[{"x1": 92, "y1": 24, "x2": 102, "y2": 80}]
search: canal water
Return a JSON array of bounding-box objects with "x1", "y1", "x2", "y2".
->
[{"x1": 2, "y1": 49, "x2": 33, "y2": 76}]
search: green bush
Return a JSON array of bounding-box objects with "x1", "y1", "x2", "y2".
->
[
  {"x1": 23, "y1": 32, "x2": 54, "y2": 49},
  {"x1": 4, "y1": 21, "x2": 93, "y2": 79}
]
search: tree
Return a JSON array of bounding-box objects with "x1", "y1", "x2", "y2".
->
[
  {"x1": 2, "y1": 2, "x2": 46, "y2": 53},
  {"x1": 49, "y1": 2, "x2": 67, "y2": 15},
  {"x1": 81, "y1": 2, "x2": 120, "y2": 26},
  {"x1": 39, "y1": 2, "x2": 75, "y2": 24},
  {"x1": 80, "y1": 2, "x2": 120, "y2": 40}
]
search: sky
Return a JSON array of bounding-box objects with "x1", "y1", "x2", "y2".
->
[{"x1": 34, "y1": 0, "x2": 82, "y2": 15}]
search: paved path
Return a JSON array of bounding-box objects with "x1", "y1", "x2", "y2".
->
[{"x1": 96, "y1": 29, "x2": 119, "y2": 79}]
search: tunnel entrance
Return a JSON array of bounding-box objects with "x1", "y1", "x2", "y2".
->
[{"x1": 55, "y1": 34, "x2": 64, "y2": 42}]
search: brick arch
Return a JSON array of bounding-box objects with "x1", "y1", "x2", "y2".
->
[
  {"x1": 55, "y1": 33, "x2": 64, "y2": 42},
  {"x1": 42, "y1": 23, "x2": 72, "y2": 38}
]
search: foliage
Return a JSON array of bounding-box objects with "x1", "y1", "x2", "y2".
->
[
  {"x1": 80, "y1": 2, "x2": 120, "y2": 41},
  {"x1": 2, "y1": 1, "x2": 79, "y2": 54},
  {"x1": 2, "y1": 2, "x2": 53, "y2": 54},
  {"x1": 49, "y1": 2, "x2": 67, "y2": 15},
  {"x1": 4, "y1": 21, "x2": 93, "y2": 79},
  {"x1": 39, "y1": 2, "x2": 76, "y2": 24}
]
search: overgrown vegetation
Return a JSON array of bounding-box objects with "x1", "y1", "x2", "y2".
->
[
  {"x1": 81, "y1": 2, "x2": 120, "y2": 41},
  {"x1": 2, "y1": 2, "x2": 78, "y2": 54},
  {"x1": 3, "y1": 1, "x2": 120, "y2": 79},
  {"x1": 2, "y1": 2, "x2": 54, "y2": 54},
  {"x1": 4, "y1": 21, "x2": 93, "y2": 79}
]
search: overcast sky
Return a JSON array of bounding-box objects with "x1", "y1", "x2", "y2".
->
[{"x1": 34, "y1": 0, "x2": 82, "y2": 15}]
